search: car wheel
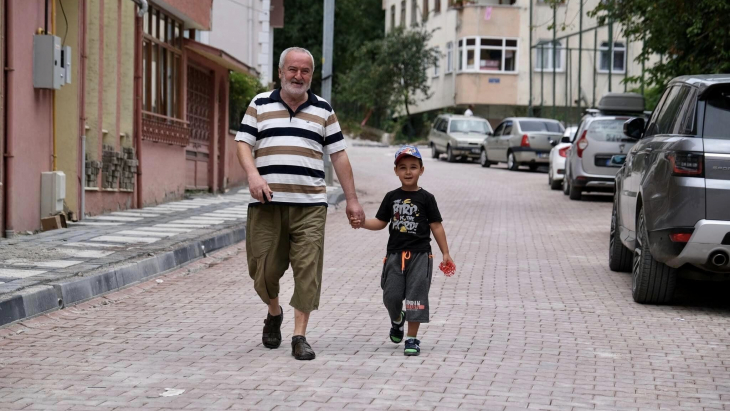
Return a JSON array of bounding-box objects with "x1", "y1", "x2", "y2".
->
[
  {"x1": 507, "y1": 151, "x2": 519, "y2": 171},
  {"x1": 446, "y1": 146, "x2": 456, "y2": 163},
  {"x1": 562, "y1": 175, "x2": 571, "y2": 195},
  {"x1": 480, "y1": 149, "x2": 491, "y2": 168},
  {"x1": 549, "y1": 170, "x2": 562, "y2": 190},
  {"x1": 632, "y1": 208, "x2": 677, "y2": 304},
  {"x1": 568, "y1": 177, "x2": 582, "y2": 200},
  {"x1": 529, "y1": 164, "x2": 538, "y2": 172},
  {"x1": 431, "y1": 144, "x2": 439, "y2": 159},
  {"x1": 609, "y1": 197, "x2": 632, "y2": 272}
]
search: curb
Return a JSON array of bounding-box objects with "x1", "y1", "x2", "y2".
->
[{"x1": 0, "y1": 226, "x2": 246, "y2": 327}]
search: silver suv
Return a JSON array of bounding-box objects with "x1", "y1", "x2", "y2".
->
[
  {"x1": 564, "y1": 93, "x2": 647, "y2": 200},
  {"x1": 428, "y1": 115, "x2": 493, "y2": 162},
  {"x1": 609, "y1": 75, "x2": 730, "y2": 304}
]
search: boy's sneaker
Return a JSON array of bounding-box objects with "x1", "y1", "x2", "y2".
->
[
  {"x1": 389, "y1": 310, "x2": 405, "y2": 343},
  {"x1": 262, "y1": 306, "x2": 283, "y2": 349},
  {"x1": 291, "y1": 336, "x2": 316, "y2": 360},
  {"x1": 404, "y1": 338, "x2": 420, "y2": 356}
]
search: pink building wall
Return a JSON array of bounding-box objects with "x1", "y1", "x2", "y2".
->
[
  {"x1": 156, "y1": 0, "x2": 212, "y2": 30},
  {"x1": 140, "y1": 141, "x2": 186, "y2": 206},
  {"x1": 6, "y1": 0, "x2": 54, "y2": 233},
  {"x1": 226, "y1": 132, "x2": 247, "y2": 189}
]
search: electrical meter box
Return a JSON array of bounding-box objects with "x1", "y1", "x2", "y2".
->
[
  {"x1": 41, "y1": 171, "x2": 66, "y2": 218},
  {"x1": 33, "y1": 35, "x2": 64, "y2": 89}
]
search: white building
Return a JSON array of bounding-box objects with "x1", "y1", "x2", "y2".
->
[{"x1": 382, "y1": 0, "x2": 655, "y2": 126}]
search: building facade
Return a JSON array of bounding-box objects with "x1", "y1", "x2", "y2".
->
[
  {"x1": 382, "y1": 0, "x2": 655, "y2": 126},
  {"x1": 1, "y1": 0, "x2": 272, "y2": 237}
]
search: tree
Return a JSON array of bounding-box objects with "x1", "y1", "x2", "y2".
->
[
  {"x1": 229, "y1": 72, "x2": 266, "y2": 130},
  {"x1": 272, "y1": 0, "x2": 385, "y2": 95},
  {"x1": 590, "y1": 0, "x2": 730, "y2": 91},
  {"x1": 338, "y1": 25, "x2": 440, "y2": 136}
]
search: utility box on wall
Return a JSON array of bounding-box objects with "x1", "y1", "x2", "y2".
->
[
  {"x1": 33, "y1": 35, "x2": 65, "y2": 89},
  {"x1": 41, "y1": 171, "x2": 66, "y2": 218}
]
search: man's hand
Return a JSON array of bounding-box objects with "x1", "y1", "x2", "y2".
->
[
  {"x1": 248, "y1": 174, "x2": 273, "y2": 203},
  {"x1": 346, "y1": 200, "x2": 365, "y2": 229}
]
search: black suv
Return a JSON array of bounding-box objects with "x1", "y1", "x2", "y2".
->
[{"x1": 610, "y1": 75, "x2": 730, "y2": 304}]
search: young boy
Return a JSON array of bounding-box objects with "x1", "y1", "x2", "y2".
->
[{"x1": 350, "y1": 145, "x2": 454, "y2": 356}]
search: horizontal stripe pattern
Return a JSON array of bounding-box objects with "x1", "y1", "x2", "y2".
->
[{"x1": 234, "y1": 89, "x2": 346, "y2": 206}]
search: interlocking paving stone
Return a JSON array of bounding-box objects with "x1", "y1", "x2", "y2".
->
[{"x1": 1, "y1": 146, "x2": 728, "y2": 410}]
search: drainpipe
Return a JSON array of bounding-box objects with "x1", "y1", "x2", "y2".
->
[
  {"x1": 0, "y1": 0, "x2": 5, "y2": 237},
  {"x1": 78, "y1": 0, "x2": 87, "y2": 219},
  {"x1": 51, "y1": 0, "x2": 57, "y2": 170},
  {"x1": 3, "y1": 0, "x2": 14, "y2": 236},
  {"x1": 132, "y1": 0, "x2": 148, "y2": 17},
  {"x1": 134, "y1": 4, "x2": 143, "y2": 208}
]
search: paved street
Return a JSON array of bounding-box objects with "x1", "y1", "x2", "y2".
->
[{"x1": 0, "y1": 144, "x2": 729, "y2": 411}]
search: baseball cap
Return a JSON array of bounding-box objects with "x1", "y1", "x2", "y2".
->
[{"x1": 394, "y1": 145, "x2": 422, "y2": 165}]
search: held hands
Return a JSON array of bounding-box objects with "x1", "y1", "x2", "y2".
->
[{"x1": 346, "y1": 200, "x2": 365, "y2": 229}]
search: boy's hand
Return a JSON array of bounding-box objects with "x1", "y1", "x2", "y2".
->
[
  {"x1": 439, "y1": 254, "x2": 456, "y2": 277},
  {"x1": 349, "y1": 216, "x2": 362, "y2": 229}
]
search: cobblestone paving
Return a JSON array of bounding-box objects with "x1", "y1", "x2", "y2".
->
[{"x1": 0, "y1": 146, "x2": 728, "y2": 411}]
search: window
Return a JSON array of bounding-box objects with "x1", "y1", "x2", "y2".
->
[
  {"x1": 400, "y1": 1, "x2": 406, "y2": 26},
  {"x1": 702, "y1": 85, "x2": 730, "y2": 140},
  {"x1": 502, "y1": 121, "x2": 513, "y2": 135},
  {"x1": 677, "y1": 89, "x2": 698, "y2": 135},
  {"x1": 435, "y1": 0, "x2": 440, "y2": 13},
  {"x1": 422, "y1": 0, "x2": 429, "y2": 21},
  {"x1": 535, "y1": 40, "x2": 563, "y2": 71},
  {"x1": 449, "y1": 119, "x2": 491, "y2": 134},
  {"x1": 586, "y1": 119, "x2": 631, "y2": 142},
  {"x1": 390, "y1": 5, "x2": 396, "y2": 30},
  {"x1": 143, "y1": 6, "x2": 183, "y2": 118},
  {"x1": 519, "y1": 120, "x2": 564, "y2": 133},
  {"x1": 598, "y1": 42, "x2": 626, "y2": 73},
  {"x1": 646, "y1": 86, "x2": 690, "y2": 137},
  {"x1": 457, "y1": 37, "x2": 518, "y2": 73},
  {"x1": 433, "y1": 46, "x2": 440, "y2": 77},
  {"x1": 411, "y1": 0, "x2": 418, "y2": 26},
  {"x1": 446, "y1": 41, "x2": 453, "y2": 73},
  {"x1": 492, "y1": 122, "x2": 505, "y2": 136}
]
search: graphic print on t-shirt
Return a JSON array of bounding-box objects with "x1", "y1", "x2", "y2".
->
[{"x1": 392, "y1": 199, "x2": 421, "y2": 234}]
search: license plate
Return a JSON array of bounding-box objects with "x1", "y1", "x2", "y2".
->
[
  {"x1": 471, "y1": 148, "x2": 480, "y2": 154},
  {"x1": 537, "y1": 153, "x2": 549, "y2": 159}
]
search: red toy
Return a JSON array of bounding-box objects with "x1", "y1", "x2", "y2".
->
[{"x1": 439, "y1": 261, "x2": 456, "y2": 277}]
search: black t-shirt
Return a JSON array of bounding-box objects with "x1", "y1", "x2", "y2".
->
[{"x1": 375, "y1": 188, "x2": 443, "y2": 253}]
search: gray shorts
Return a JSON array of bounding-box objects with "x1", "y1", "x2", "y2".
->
[{"x1": 381, "y1": 251, "x2": 433, "y2": 323}]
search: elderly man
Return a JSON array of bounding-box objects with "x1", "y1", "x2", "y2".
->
[{"x1": 235, "y1": 47, "x2": 365, "y2": 360}]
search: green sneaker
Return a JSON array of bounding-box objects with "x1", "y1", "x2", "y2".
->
[
  {"x1": 404, "y1": 338, "x2": 420, "y2": 356},
  {"x1": 389, "y1": 311, "x2": 405, "y2": 344}
]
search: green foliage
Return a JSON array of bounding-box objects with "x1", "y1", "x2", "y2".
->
[
  {"x1": 338, "y1": 25, "x2": 440, "y2": 140},
  {"x1": 590, "y1": 0, "x2": 730, "y2": 90},
  {"x1": 272, "y1": 0, "x2": 385, "y2": 95},
  {"x1": 229, "y1": 72, "x2": 266, "y2": 130}
]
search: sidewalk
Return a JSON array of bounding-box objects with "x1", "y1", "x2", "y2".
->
[{"x1": 0, "y1": 186, "x2": 344, "y2": 327}]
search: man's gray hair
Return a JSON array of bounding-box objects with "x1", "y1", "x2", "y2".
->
[{"x1": 279, "y1": 47, "x2": 316, "y2": 71}]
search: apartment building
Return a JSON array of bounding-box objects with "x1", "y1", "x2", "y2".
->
[{"x1": 382, "y1": 0, "x2": 652, "y2": 125}]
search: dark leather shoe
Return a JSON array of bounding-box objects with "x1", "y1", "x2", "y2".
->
[
  {"x1": 291, "y1": 335, "x2": 316, "y2": 360},
  {"x1": 262, "y1": 307, "x2": 283, "y2": 349}
]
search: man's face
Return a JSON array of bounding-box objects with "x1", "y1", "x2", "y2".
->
[{"x1": 279, "y1": 51, "x2": 313, "y2": 98}]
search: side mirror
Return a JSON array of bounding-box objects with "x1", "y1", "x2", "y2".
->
[
  {"x1": 560, "y1": 136, "x2": 571, "y2": 143},
  {"x1": 487, "y1": 132, "x2": 494, "y2": 137},
  {"x1": 623, "y1": 117, "x2": 645, "y2": 139}
]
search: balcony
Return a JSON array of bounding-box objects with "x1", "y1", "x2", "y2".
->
[
  {"x1": 457, "y1": 2, "x2": 521, "y2": 38},
  {"x1": 142, "y1": 112, "x2": 190, "y2": 147}
]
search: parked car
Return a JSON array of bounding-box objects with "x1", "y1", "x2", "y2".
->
[
  {"x1": 548, "y1": 126, "x2": 577, "y2": 189},
  {"x1": 480, "y1": 118, "x2": 564, "y2": 171},
  {"x1": 610, "y1": 75, "x2": 730, "y2": 304},
  {"x1": 563, "y1": 93, "x2": 646, "y2": 200},
  {"x1": 428, "y1": 115, "x2": 493, "y2": 162}
]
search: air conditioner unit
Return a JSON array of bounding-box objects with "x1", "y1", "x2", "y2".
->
[{"x1": 41, "y1": 171, "x2": 66, "y2": 218}]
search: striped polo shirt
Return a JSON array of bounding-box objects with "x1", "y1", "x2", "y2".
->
[{"x1": 235, "y1": 88, "x2": 347, "y2": 206}]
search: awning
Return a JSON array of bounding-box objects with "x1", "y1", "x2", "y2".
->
[{"x1": 184, "y1": 39, "x2": 259, "y2": 77}]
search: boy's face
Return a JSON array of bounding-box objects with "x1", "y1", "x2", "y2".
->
[{"x1": 394, "y1": 156, "x2": 424, "y2": 188}]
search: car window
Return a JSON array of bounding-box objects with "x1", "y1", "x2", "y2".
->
[
  {"x1": 586, "y1": 119, "x2": 634, "y2": 142},
  {"x1": 432, "y1": 118, "x2": 441, "y2": 131},
  {"x1": 449, "y1": 119, "x2": 491, "y2": 134},
  {"x1": 438, "y1": 119, "x2": 448, "y2": 132},
  {"x1": 492, "y1": 123, "x2": 505, "y2": 136},
  {"x1": 703, "y1": 85, "x2": 730, "y2": 140},
  {"x1": 645, "y1": 86, "x2": 673, "y2": 137},
  {"x1": 648, "y1": 86, "x2": 689, "y2": 136},
  {"x1": 519, "y1": 120, "x2": 564, "y2": 133},
  {"x1": 676, "y1": 89, "x2": 698, "y2": 135},
  {"x1": 503, "y1": 121, "x2": 513, "y2": 135}
]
